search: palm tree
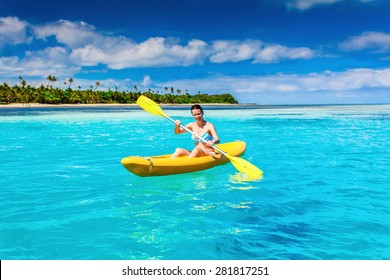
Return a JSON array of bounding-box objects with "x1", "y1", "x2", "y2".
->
[
  {"x1": 0, "y1": 76, "x2": 238, "y2": 105},
  {"x1": 46, "y1": 75, "x2": 56, "y2": 88},
  {"x1": 68, "y1": 78, "x2": 74, "y2": 89}
]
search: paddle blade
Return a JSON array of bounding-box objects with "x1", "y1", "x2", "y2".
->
[
  {"x1": 137, "y1": 95, "x2": 167, "y2": 118},
  {"x1": 226, "y1": 154, "x2": 263, "y2": 179}
]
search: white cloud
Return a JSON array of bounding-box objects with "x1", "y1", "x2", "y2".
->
[
  {"x1": 288, "y1": 0, "x2": 339, "y2": 10},
  {"x1": 69, "y1": 37, "x2": 209, "y2": 69},
  {"x1": 31, "y1": 19, "x2": 209, "y2": 68},
  {"x1": 141, "y1": 75, "x2": 152, "y2": 87},
  {"x1": 210, "y1": 40, "x2": 261, "y2": 63},
  {"x1": 0, "y1": 17, "x2": 319, "y2": 79},
  {"x1": 160, "y1": 68, "x2": 390, "y2": 98},
  {"x1": 0, "y1": 16, "x2": 31, "y2": 47},
  {"x1": 154, "y1": 68, "x2": 390, "y2": 104},
  {"x1": 32, "y1": 20, "x2": 102, "y2": 49},
  {"x1": 71, "y1": 78, "x2": 134, "y2": 91},
  {"x1": 287, "y1": 0, "x2": 373, "y2": 11},
  {"x1": 340, "y1": 31, "x2": 390, "y2": 52},
  {"x1": 210, "y1": 40, "x2": 315, "y2": 64},
  {"x1": 0, "y1": 47, "x2": 80, "y2": 78},
  {"x1": 29, "y1": 19, "x2": 316, "y2": 69},
  {"x1": 254, "y1": 44, "x2": 315, "y2": 63}
]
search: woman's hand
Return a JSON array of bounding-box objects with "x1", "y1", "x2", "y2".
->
[
  {"x1": 206, "y1": 140, "x2": 214, "y2": 147},
  {"x1": 174, "y1": 120, "x2": 183, "y2": 134}
]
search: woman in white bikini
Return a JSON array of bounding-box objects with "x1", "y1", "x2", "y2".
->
[{"x1": 170, "y1": 104, "x2": 220, "y2": 158}]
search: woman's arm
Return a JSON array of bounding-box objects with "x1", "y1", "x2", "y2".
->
[
  {"x1": 207, "y1": 122, "x2": 220, "y2": 145},
  {"x1": 174, "y1": 121, "x2": 192, "y2": 134}
]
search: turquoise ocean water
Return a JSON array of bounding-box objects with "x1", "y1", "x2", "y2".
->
[{"x1": 0, "y1": 104, "x2": 389, "y2": 260}]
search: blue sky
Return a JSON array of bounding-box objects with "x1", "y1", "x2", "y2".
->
[{"x1": 1, "y1": 0, "x2": 390, "y2": 104}]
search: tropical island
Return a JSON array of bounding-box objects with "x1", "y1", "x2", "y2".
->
[{"x1": 0, "y1": 76, "x2": 238, "y2": 105}]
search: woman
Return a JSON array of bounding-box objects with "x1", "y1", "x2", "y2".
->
[{"x1": 170, "y1": 104, "x2": 220, "y2": 158}]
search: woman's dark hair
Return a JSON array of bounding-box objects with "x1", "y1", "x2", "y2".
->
[{"x1": 191, "y1": 104, "x2": 203, "y2": 114}]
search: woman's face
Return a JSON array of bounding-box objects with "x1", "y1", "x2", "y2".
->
[{"x1": 192, "y1": 109, "x2": 203, "y2": 121}]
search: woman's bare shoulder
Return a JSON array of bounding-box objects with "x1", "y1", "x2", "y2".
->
[{"x1": 206, "y1": 121, "x2": 215, "y2": 128}]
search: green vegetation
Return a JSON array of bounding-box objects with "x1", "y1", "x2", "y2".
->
[{"x1": 0, "y1": 76, "x2": 238, "y2": 105}]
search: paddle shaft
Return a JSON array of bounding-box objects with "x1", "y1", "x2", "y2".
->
[{"x1": 165, "y1": 115, "x2": 227, "y2": 156}]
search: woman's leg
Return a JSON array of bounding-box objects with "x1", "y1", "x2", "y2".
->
[
  {"x1": 170, "y1": 148, "x2": 191, "y2": 158},
  {"x1": 189, "y1": 145, "x2": 216, "y2": 158},
  {"x1": 189, "y1": 147, "x2": 201, "y2": 158}
]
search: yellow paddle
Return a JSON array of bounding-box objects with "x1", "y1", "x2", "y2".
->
[{"x1": 137, "y1": 95, "x2": 263, "y2": 179}]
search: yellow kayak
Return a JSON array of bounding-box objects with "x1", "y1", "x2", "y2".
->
[{"x1": 121, "y1": 141, "x2": 246, "y2": 176}]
